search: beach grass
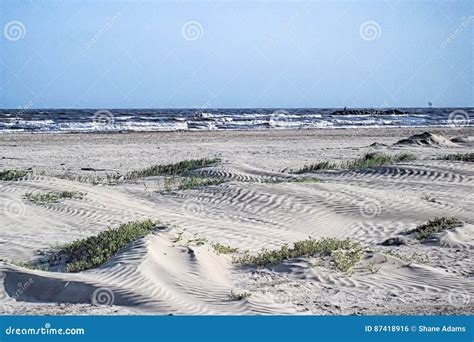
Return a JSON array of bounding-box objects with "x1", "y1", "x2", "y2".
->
[
  {"x1": 292, "y1": 152, "x2": 415, "y2": 174},
  {"x1": 124, "y1": 158, "x2": 220, "y2": 180},
  {"x1": 410, "y1": 217, "x2": 461, "y2": 240},
  {"x1": 262, "y1": 176, "x2": 321, "y2": 184},
  {"x1": 438, "y1": 153, "x2": 474, "y2": 162},
  {"x1": 0, "y1": 169, "x2": 29, "y2": 181},
  {"x1": 24, "y1": 191, "x2": 86, "y2": 204},
  {"x1": 64, "y1": 158, "x2": 220, "y2": 185},
  {"x1": 234, "y1": 237, "x2": 361, "y2": 270},
  {"x1": 55, "y1": 219, "x2": 160, "y2": 272},
  {"x1": 177, "y1": 176, "x2": 225, "y2": 190}
]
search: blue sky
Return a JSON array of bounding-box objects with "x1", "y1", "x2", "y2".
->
[{"x1": 0, "y1": 0, "x2": 472, "y2": 108}]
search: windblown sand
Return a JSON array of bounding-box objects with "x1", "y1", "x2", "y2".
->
[{"x1": 0, "y1": 127, "x2": 473, "y2": 315}]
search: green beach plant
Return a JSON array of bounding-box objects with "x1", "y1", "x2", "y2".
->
[
  {"x1": 0, "y1": 169, "x2": 29, "y2": 181},
  {"x1": 54, "y1": 219, "x2": 160, "y2": 272},
  {"x1": 24, "y1": 191, "x2": 86, "y2": 204},
  {"x1": 438, "y1": 153, "x2": 474, "y2": 162},
  {"x1": 212, "y1": 243, "x2": 238, "y2": 254},
  {"x1": 234, "y1": 237, "x2": 362, "y2": 270},
  {"x1": 333, "y1": 246, "x2": 364, "y2": 273},
  {"x1": 124, "y1": 158, "x2": 220, "y2": 180},
  {"x1": 60, "y1": 159, "x2": 220, "y2": 185},
  {"x1": 409, "y1": 217, "x2": 461, "y2": 240},
  {"x1": 292, "y1": 152, "x2": 415, "y2": 174}
]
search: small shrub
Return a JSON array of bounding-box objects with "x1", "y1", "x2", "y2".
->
[
  {"x1": 228, "y1": 290, "x2": 251, "y2": 301},
  {"x1": 0, "y1": 170, "x2": 29, "y2": 181},
  {"x1": 410, "y1": 217, "x2": 461, "y2": 240},
  {"x1": 212, "y1": 243, "x2": 238, "y2": 254},
  {"x1": 333, "y1": 247, "x2": 363, "y2": 273},
  {"x1": 187, "y1": 237, "x2": 207, "y2": 246},
  {"x1": 24, "y1": 191, "x2": 86, "y2": 204},
  {"x1": 10, "y1": 260, "x2": 46, "y2": 271},
  {"x1": 234, "y1": 237, "x2": 361, "y2": 267},
  {"x1": 57, "y1": 219, "x2": 160, "y2": 272}
]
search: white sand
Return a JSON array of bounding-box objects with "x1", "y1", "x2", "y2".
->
[{"x1": 0, "y1": 127, "x2": 473, "y2": 315}]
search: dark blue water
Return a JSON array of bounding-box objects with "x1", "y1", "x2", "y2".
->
[{"x1": 0, "y1": 108, "x2": 472, "y2": 133}]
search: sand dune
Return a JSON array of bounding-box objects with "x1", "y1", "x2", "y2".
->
[{"x1": 0, "y1": 127, "x2": 472, "y2": 315}]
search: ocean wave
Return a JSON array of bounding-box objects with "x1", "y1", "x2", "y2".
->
[{"x1": 0, "y1": 108, "x2": 471, "y2": 133}]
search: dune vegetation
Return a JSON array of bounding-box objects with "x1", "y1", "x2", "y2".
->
[
  {"x1": 292, "y1": 152, "x2": 415, "y2": 174},
  {"x1": 409, "y1": 217, "x2": 461, "y2": 240},
  {"x1": 24, "y1": 191, "x2": 86, "y2": 204},
  {"x1": 234, "y1": 237, "x2": 363, "y2": 273},
  {"x1": 438, "y1": 153, "x2": 474, "y2": 162},
  {"x1": 56, "y1": 219, "x2": 160, "y2": 272},
  {"x1": 0, "y1": 169, "x2": 29, "y2": 181}
]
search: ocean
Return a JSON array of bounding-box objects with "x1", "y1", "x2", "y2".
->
[{"x1": 0, "y1": 108, "x2": 472, "y2": 133}]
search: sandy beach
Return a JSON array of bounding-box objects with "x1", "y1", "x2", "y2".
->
[{"x1": 0, "y1": 127, "x2": 473, "y2": 315}]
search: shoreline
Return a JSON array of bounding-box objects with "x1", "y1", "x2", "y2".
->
[{"x1": 1, "y1": 124, "x2": 472, "y2": 136}]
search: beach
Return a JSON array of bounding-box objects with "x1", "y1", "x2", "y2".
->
[{"x1": 0, "y1": 126, "x2": 473, "y2": 315}]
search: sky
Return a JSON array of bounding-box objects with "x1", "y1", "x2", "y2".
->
[{"x1": 0, "y1": 0, "x2": 472, "y2": 109}]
